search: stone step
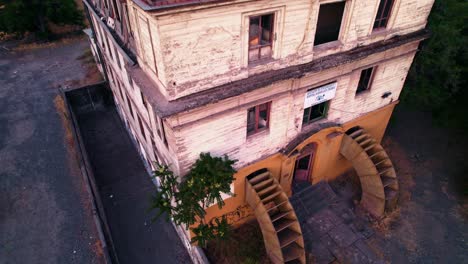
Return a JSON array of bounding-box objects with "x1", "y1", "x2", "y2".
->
[
  {"x1": 249, "y1": 171, "x2": 271, "y2": 185},
  {"x1": 274, "y1": 218, "x2": 296, "y2": 232},
  {"x1": 278, "y1": 228, "x2": 301, "y2": 248},
  {"x1": 282, "y1": 242, "x2": 304, "y2": 262}
]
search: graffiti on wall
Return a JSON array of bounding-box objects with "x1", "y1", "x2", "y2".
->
[{"x1": 208, "y1": 204, "x2": 253, "y2": 226}]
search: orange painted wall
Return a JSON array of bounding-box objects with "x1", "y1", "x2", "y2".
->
[{"x1": 202, "y1": 102, "x2": 398, "y2": 232}]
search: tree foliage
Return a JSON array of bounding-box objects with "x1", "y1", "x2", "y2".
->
[
  {"x1": 0, "y1": 0, "x2": 83, "y2": 37},
  {"x1": 150, "y1": 153, "x2": 237, "y2": 248},
  {"x1": 401, "y1": 0, "x2": 468, "y2": 128}
]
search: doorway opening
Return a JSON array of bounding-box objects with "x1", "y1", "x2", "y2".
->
[{"x1": 292, "y1": 143, "x2": 317, "y2": 193}]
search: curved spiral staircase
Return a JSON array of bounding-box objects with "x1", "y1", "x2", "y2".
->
[
  {"x1": 245, "y1": 170, "x2": 305, "y2": 264},
  {"x1": 340, "y1": 126, "x2": 399, "y2": 217}
]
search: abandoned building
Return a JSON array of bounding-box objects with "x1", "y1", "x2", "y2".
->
[{"x1": 82, "y1": 0, "x2": 434, "y2": 262}]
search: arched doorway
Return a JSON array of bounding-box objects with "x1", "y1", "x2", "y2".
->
[{"x1": 292, "y1": 143, "x2": 317, "y2": 193}]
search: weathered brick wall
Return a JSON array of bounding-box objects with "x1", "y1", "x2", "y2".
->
[
  {"x1": 169, "y1": 43, "x2": 418, "y2": 174},
  {"x1": 87, "y1": 7, "x2": 179, "y2": 173},
  {"x1": 127, "y1": 0, "x2": 434, "y2": 100}
]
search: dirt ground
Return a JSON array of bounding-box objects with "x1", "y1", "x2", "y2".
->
[{"x1": 371, "y1": 106, "x2": 468, "y2": 263}]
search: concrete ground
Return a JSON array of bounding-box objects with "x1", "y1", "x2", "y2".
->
[
  {"x1": 375, "y1": 107, "x2": 468, "y2": 263},
  {"x1": 0, "y1": 38, "x2": 104, "y2": 263},
  {"x1": 291, "y1": 107, "x2": 468, "y2": 263},
  {"x1": 74, "y1": 105, "x2": 190, "y2": 264}
]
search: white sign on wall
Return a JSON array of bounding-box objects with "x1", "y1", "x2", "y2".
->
[{"x1": 303, "y1": 82, "x2": 337, "y2": 108}]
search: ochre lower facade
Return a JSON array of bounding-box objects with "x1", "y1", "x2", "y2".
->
[{"x1": 204, "y1": 102, "x2": 397, "y2": 228}]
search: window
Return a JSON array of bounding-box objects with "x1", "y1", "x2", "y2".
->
[
  {"x1": 126, "y1": 95, "x2": 134, "y2": 119},
  {"x1": 247, "y1": 102, "x2": 271, "y2": 135},
  {"x1": 141, "y1": 91, "x2": 147, "y2": 109},
  {"x1": 248, "y1": 14, "x2": 274, "y2": 63},
  {"x1": 314, "y1": 1, "x2": 346, "y2": 46},
  {"x1": 114, "y1": 46, "x2": 121, "y2": 69},
  {"x1": 303, "y1": 101, "x2": 329, "y2": 124},
  {"x1": 138, "y1": 115, "x2": 146, "y2": 141},
  {"x1": 118, "y1": 82, "x2": 124, "y2": 100},
  {"x1": 373, "y1": 0, "x2": 395, "y2": 29},
  {"x1": 356, "y1": 67, "x2": 375, "y2": 94}
]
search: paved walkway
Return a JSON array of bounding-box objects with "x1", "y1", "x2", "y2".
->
[
  {"x1": 290, "y1": 182, "x2": 383, "y2": 264},
  {"x1": 75, "y1": 106, "x2": 190, "y2": 264}
]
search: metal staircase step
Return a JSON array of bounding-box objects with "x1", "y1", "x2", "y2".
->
[
  {"x1": 278, "y1": 228, "x2": 301, "y2": 248},
  {"x1": 349, "y1": 128, "x2": 364, "y2": 138},
  {"x1": 262, "y1": 191, "x2": 282, "y2": 204},
  {"x1": 354, "y1": 133, "x2": 369, "y2": 143},
  {"x1": 266, "y1": 200, "x2": 289, "y2": 213},
  {"x1": 369, "y1": 149, "x2": 385, "y2": 159},
  {"x1": 359, "y1": 138, "x2": 375, "y2": 147},
  {"x1": 253, "y1": 178, "x2": 274, "y2": 190},
  {"x1": 270, "y1": 210, "x2": 292, "y2": 222},
  {"x1": 381, "y1": 176, "x2": 397, "y2": 187},
  {"x1": 274, "y1": 218, "x2": 296, "y2": 232},
  {"x1": 249, "y1": 171, "x2": 271, "y2": 185},
  {"x1": 282, "y1": 242, "x2": 304, "y2": 262},
  {"x1": 378, "y1": 167, "x2": 394, "y2": 175},
  {"x1": 364, "y1": 143, "x2": 377, "y2": 152},
  {"x1": 258, "y1": 185, "x2": 278, "y2": 197},
  {"x1": 384, "y1": 187, "x2": 398, "y2": 200},
  {"x1": 374, "y1": 158, "x2": 389, "y2": 167}
]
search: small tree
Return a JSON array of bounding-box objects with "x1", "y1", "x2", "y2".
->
[
  {"x1": 0, "y1": 0, "x2": 83, "y2": 38},
  {"x1": 149, "y1": 153, "x2": 237, "y2": 247}
]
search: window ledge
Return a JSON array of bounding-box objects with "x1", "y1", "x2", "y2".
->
[
  {"x1": 301, "y1": 118, "x2": 328, "y2": 132},
  {"x1": 248, "y1": 57, "x2": 276, "y2": 68},
  {"x1": 246, "y1": 128, "x2": 270, "y2": 140},
  {"x1": 355, "y1": 89, "x2": 371, "y2": 98},
  {"x1": 313, "y1": 40, "x2": 343, "y2": 53}
]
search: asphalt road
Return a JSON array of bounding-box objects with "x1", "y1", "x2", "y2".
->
[{"x1": 0, "y1": 39, "x2": 104, "y2": 263}]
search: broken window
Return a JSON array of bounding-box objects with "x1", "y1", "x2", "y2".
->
[
  {"x1": 249, "y1": 13, "x2": 274, "y2": 63},
  {"x1": 247, "y1": 102, "x2": 271, "y2": 135},
  {"x1": 314, "y1": 1, "x2": 346, "y2": 46},
  {"x1": 373, "y1": 0, "x2": 395, "y2": 29},
  {"x1": 303, "y1": 101, "x2": 329, "y2": 124},
  {"x1": 126, "y1": 94, "x2": 134, "y2": 119},
  {"x1": 138, "y1": 115, "x2": 146, "y2": 141},
  {"x1": 356, "y1": 67, "x2": 375, "y2": 94},
  {"x1": 141, "y1": 91, "x2": 147, "y2": 109}
]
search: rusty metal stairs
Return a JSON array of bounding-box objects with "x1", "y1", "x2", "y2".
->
[
  {"x1": 340, "y1": 127, "x2": 399, "y2": 218},
  {"x1": 245, "y1": 169, "x2": 306, "y2": 264}
]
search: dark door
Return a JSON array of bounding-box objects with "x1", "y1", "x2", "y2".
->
[
  {"x1": 294, "y1": 154, "x2": 312, "y2": 182},
  {"x1": 294, "y1": 144, "x2": 316, "y2": 181}
]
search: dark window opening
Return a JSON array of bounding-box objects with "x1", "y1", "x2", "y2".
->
[
  {"x1": 114, "y1": 46, "x2": 121, "y2": 69},
  {"x1": 249, "y1": 13, "x2": 274, "y2": 63},
  {"x1": 138, "y1": 115, "x2": 146, "y2": 141},
  {"x1": 247, "y1": 102, "x2": 271, "y2": 135},
  {"x1": 314, "y1": 1, "x2": 346, "y2": 46},
  {"x1": 118, "y1": 81, "x2": 124, "y2": 100},
  {"x1": 126, "y1": 95, "x2": 134, "y2": 119},
  {"x1": 356, "y1": 67, "x2": 375, "y2": 94},
  {"x1": 303, "y1": 101, "x2": 329, "y2": 124},
  {"x1": 141, "y1": 91, "x2": 147, "y2": 109},
  {"x1": 373, "y1": 0, "x2": 395, "y2": 29}
]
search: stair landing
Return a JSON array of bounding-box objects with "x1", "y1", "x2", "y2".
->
[{"x1": 289, "y1": 181, "x2": 384, "y2": 264}]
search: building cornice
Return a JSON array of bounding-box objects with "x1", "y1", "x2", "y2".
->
[{"x1": 128, "y1": 29, "x2": 429, "y2": 118}]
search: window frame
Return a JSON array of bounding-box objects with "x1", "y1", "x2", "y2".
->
[
  {"x1": 355, "y1": 67, "x2": 376, "y2": 95},
  {"x1": 247, "y1": 102, "x2": 272, "y2": 136},
  {"x1": 373, "y1": 0, "x2": 396, "y2": 30},
  {"x1": 313, "y1": 0, "x2": 347, "y2": 47},
  {"x1": 248, "y1": 13, "x2": 275, "y2": 63},
  {"x1": 302, "y1": 101, "x2": 330, "y2": 125}
]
